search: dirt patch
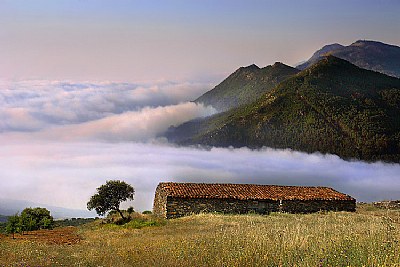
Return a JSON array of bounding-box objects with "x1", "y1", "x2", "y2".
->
[{"x1": 11, "y1": 226, "x2": 81, "y2": 245}]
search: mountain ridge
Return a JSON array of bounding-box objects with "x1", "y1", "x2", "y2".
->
[
  {"x1": 297, "y1": 40, "x2": 400, "y2": 78},
  {"x1": 166, "y1": 56, "x2": 400, "y2": 162},
  {"x1": 195, "y1": 62, "x2": 299, "y2": 112}
]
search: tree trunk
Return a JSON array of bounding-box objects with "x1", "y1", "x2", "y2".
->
[{"x1": 116, "y1": 209, "x2": 125, "y2": 220}]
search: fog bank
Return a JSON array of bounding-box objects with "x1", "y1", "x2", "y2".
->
[{"x1": 0, "y1": 141, "x2": 398, "y2": 212}]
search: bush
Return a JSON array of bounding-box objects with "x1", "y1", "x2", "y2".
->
[
  {"x1": 142, "y1": 210, "x2": 152, "y2": 215},
  {"x1": 103, "y1": 211, "x2": 166, "y2": 228},
  {"x1": 20, "y1": 207, "x2": 54, "y2": 231}
]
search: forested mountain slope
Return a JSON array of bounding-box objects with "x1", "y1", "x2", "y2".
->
[
  {"x1": 166, "y1": 56, "x2": 400, "y2": 162},
  {"x1": 195, "y1": 62, "x2": 299, "y2": 112}
]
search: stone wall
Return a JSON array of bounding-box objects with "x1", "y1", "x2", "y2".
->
[
  {"x1": 153, "y1": 186, "x2": 168, "y2": 218},
  {"x1": 281, "y1": 199, "x2": 356, "y2": 213},
  {"x1": 165, "y1": 197, "x2": 279, "y2": 219},
  {"x1": 160, "y1": 197, "x2": 356, "y2": 219}
]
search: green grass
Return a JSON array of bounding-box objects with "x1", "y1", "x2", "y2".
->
[{"x1": 1, "y1": 208, "x2": 399, "y2": 266}]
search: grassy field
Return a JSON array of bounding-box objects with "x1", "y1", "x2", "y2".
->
[{"x1": 0, "y1": 205, "x2": 399, "y2": 266}]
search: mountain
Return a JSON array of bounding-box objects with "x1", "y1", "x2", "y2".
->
[
  {"x1": 297, "y1": 40, "x2": 400, "y2": 78},
  {"x1": 0, "y1": 214, "x2": 8, "y2": 223},
  {"x1": 166, "y1": 56, "x2": 400, "y2": 162},
  {"x1": 195, "y1": 62, "x2": 299, "y2": 112},
  {"x1": 0, "y1": 198, "x2": 96, "y2": 219}
]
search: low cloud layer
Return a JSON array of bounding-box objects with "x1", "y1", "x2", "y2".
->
[
  {"x1": 0, "y1": 79, "x2": 399, "y2": 216},
  {"x1": 0, "y1": 80, "x2": 213, "y2": 132},
  {"x1": 32, "y1": 102, "x2": 215, "y2": 142},
  {"x1": 0, "y1": 141, "x2": 399, "y2": 213},
  {"x1": 0, "y1": 80, "x2": 216, "y2": 141}
]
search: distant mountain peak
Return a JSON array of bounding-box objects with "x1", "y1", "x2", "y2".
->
[
  {"x1": 194, "y1": 62, "x2": 299, "y2": 112},
  {"x1": 297, "y1": 40, "x2": 400, "y2": 77},
  {"x1": 240, "y1": 64, "x2": 260, "y2": 70},
  {"x1": 272, "y1": 62, "x2": 288, "y2": 68},
  {"x1": 318, "y1": 43, "x2": 344, "y2": 54},
  {"x1": 351, "y1": 40, "x2": 386, "y2": 46}
]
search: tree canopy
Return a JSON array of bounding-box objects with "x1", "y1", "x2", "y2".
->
[
  {"x1": 20, "y1": 207, "x2": 54, "y2": 232},
  {"x1": 87, "y1": 180, "x2": 134, "y2": 220},
  {"x1": 5, "y1": 207, "x2": 54, "y2": 238}
]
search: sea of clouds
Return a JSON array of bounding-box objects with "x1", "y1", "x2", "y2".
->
[
  {"x1": 0, "y1": 80, "x2": 399, "y2": 215},
  {"x1": 0, "y1": 80, "x2": 216, "y2": 136}
]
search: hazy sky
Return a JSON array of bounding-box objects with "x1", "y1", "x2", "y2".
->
[{"x1": 1, "y1": 0, "x2": 400, "y2": 81}]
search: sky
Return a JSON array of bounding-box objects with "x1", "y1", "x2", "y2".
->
[
  {"x1": 1, "y1": 0, "x2": 400, "y2": 82},
  {"x1": 0, "y1": 1, "x2": 400, "y2": 217}
]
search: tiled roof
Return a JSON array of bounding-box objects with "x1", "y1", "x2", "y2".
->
[{"x1": 157, "y1": 182, "x2": 354, "y2": 201}]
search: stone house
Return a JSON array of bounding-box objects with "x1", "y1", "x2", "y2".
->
[{"x1": 153, "y1": 182, "x2": 356, "y2": 219}]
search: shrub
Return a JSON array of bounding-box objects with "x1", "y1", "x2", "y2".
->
[
  {"x1": 6, "y1": 214, "x2": 21, "y2": 239},
  {"x1": 20, "y1": 207, "x2": 54, "y2": 231}
]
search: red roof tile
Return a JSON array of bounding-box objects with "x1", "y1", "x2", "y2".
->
[{"x1": 157, "y1": 182, "x2": 354, "y2": 201}]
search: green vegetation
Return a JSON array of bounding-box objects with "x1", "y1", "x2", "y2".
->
[
  {"x1": 127, "y1": 206, "x2": 135, "y2": 214},
  {"x1": 5, "y1": 214, "x2": 20, "y2": 239},
  {"x1": 142, "y1": 210, "x2": 152, "y2": 214},
  {"x1": 0, "y1": 223, "x2": 5, "y2": 234},
  {"x1": 19, "y1": 207, "x2": 54, "y2": 232},
  {"x1": 195, "y1": 62, "x2": 299, "y2": 111},
  {"x1": 54, "y1": 217, "x2": 98, "y2": 228},
  {"x1": 87, "y1": 180, "x2": 135, "y2": 220},
  {"x1": 0, "y1": 215, "x2": 8, "y2": 234},
  {"x1": 168, "y1": 56, "x2": 400, "y2": 162},
  {"x1": 3, "y1": 208, "x2": 54, "y2": 237},
  {"x1": 0, "y1": 206, "x2": 399, "y2": 266},
  {"x1": 103, "y1": 212, "x2": 166, "y2": 229}
]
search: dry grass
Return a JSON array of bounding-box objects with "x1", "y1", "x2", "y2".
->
[{"x1": 1, "y1": 208, "x2": 400, "y2": 266}]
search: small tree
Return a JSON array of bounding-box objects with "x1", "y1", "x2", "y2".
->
[
  {"x1": 87, "y1": 180, "x2": 134, "y2": 220},
  {"x1": 20, "y1": 207, "x2": 54, "y2": 231},
  {"x1": 19, "y1": 212, "x2": 30, "y2": 234},
  {"x1": 6, "y1": 214, "x2": 21, "y2": 239}
]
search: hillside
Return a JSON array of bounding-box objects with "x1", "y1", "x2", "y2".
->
[
  {"x1": 166, "y1": 56, "x2": 400, "y2": 162},
  {"x1": 195, "y1": 62, "x2": 299, "y2": 111},
  {"x1": 297, "y1": 40, "x2": 400, "y2": 78}
]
